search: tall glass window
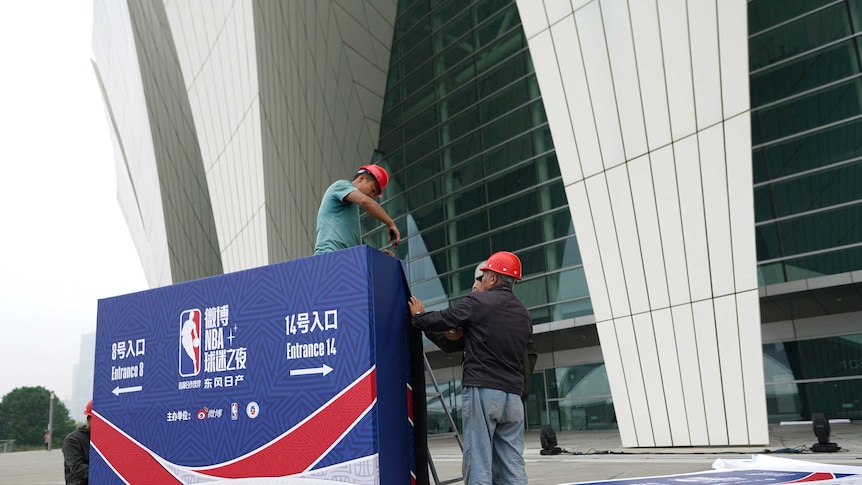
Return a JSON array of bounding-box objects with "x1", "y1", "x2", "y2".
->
[
  {"x1": 365, "y1": 0, "x2": 587, "y2": 323},
  {"x1": 763, "y1": 333, "x2": 862, "y2": 421},
  {"x1": 750, "y1": 0, "x2": 862, "y2": 285},
  {"x1": 429, "y1": 364, "x2": 619, "y2": 434},
  {"x1": 428, "y1": 331, "x2": 862, "y2": 434},
  {"x1": 540, "y1": 364, "x2": 616, "y2": 432}
]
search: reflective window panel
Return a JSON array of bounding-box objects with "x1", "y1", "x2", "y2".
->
[
  {"x1": 369, "y1": 0, "x2": 585, "y2": 321},
  {"x1": 763, "y1": 334, "x2": 862, "y2": 421},
  {"x1": 750, "y1": 0, "x2": 862, "y2": 283}
]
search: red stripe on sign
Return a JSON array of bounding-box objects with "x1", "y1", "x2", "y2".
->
[
  {"x1": 407, "y1": 384, "x2": 414, "y2": 422},
  {"x1": 196, "y1": 368, "x2": 377, "y2": 478},
  {"x1": 788, "y1": 472, "x2": 840, "y2": 483},
  {"x1": 91, "y1": 413, "x2": 181, "y2": 484}
]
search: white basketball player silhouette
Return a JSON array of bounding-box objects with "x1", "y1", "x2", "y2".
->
[{"x1": 181, "y1": 314, "x2": 201, "y2": 373}]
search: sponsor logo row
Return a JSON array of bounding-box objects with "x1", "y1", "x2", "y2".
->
[{"x1": 166, "y1": 401, "x2": 260, "y2": 422}]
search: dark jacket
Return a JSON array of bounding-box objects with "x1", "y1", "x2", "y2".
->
[
  {"x1": 425, "y1": 331, "x2": 537, "y2": 401},
  {"x1": 62, "y1": 425, "x2": 90, "y2": 485},
  {"x1": 414, "y1": 285, "x2": 532, "y2": 396}
]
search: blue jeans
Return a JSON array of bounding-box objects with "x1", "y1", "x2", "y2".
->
[{"x1": 461, "y1": 386, "x2": 527, "y2": 485}]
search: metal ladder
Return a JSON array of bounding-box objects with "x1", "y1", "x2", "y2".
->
[{"x1": 423, "y1": 353, "x2": 464, "y2": 485}]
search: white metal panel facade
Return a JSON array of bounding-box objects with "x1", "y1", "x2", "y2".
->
[
  {"x1": 93, "y1": 0, "x2": 173, "y2": 287},
  {"x1": 93, "y1": 0, "x2": 784, "y2": 449},
  {"x1": 94, "y1": 0, "x2": 397, "y2": 281},
  {"x1": 164, "y1": 0, "x2": 267, "y2": 273},
  {"x1": 519, "y1": 0, "x2": 768, "y2": 446}
]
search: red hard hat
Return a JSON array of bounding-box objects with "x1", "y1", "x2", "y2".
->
[
  {"x1": 357, "y1": 165, "x2": 390, "y2": 197},
  {"x1": 83, "y1": 399, "x2": 93, "y2": 417},
  {"x1": 481, "y1": 251, "x2": 522, "y2": 280}
]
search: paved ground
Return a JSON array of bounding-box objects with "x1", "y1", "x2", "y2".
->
[
  {"x1": 427, "y1": 422, "x2": 862, "y2": 485},
  {"x1": 1, "y1": 422, "x2": 859, "y2": 484},
  {"x1": 0, "y1": 447, "x2": 65, "y2": 485}
]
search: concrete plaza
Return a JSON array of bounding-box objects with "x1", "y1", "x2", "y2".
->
[
  {"x1": 1, "y1": 422, "x2": 859, "y2": 484},
  {"x1": 428, "y1": 422, "x2": 862, "y2": 485}
]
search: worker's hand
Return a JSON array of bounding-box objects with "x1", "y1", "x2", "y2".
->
[
  {"x1": 381, "y1": 248, "x2": 395, "y2": 257},
  {"x1": 388, "y1": 224, "x2": 401, "y2": 247},
  {"x1": 408, "y1": 296, "x2": 424, "y2": 317}
]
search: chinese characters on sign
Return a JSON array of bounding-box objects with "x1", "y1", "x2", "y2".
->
[
  {"x1": 285, "y1": 310, "x2": 339, "y2": 335},
  {"x1": 178, "y1": 304, "x2": 247, "y2": 391},
  {"x1": 166, "y1": 410, "x2": 191, "y2": 422},
  {"x1": 111, "y1": 338, "x2": 146, "y2": 382},
  {"x1": 285, "y1": 310, "x2": 340, "y2": 362},
  {"x1": 113, "y1": 339, "x2": 146, "y2": 359}
]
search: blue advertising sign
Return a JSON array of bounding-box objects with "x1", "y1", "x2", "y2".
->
[{"x1": 90, "y1": 246, "x2": 416, "y2": 484}]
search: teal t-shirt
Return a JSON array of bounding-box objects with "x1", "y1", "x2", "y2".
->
[{"x1": 314, "y1": 180, "x2": 360, "y2": 254}]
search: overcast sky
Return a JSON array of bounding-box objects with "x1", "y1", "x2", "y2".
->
[{"x1": 0, "y1": 1, "x2": 147, "y2": 401}]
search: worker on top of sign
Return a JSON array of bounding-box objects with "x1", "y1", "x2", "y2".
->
[
  {"x1": 409, "y1": 251, "x2": 532, "y2": 485},
  {"x1": 314, "y1": 162, "x2": 401, "y2": 255}
]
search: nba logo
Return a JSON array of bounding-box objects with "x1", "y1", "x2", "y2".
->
[
  {"x1": 179, "y1": 309, "x2": 202, "y2": 377},
  {"x1": 231, "y1": 402, "x2": 238, "y2": 420}
]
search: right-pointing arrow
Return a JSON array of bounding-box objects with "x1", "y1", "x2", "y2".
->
[{"x1": 289, "y1": 364, "x2": 333, "y2": 377}]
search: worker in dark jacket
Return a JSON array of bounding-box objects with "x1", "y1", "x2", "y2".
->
[
  {"x1": 424, "y1": 260, "x2": 537, "y2": 401},
  {"x1": 63, "y1": 399, "x2": 91, "y2": 485},
  {"x1": 410, "y1": 251, "x2": 531, "y2": 485}
]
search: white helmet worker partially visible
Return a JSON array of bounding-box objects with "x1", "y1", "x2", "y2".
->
[
  {"x1": 442, "y1": 260, "x2": 488, "y2": 341},
  {"x1": 471, "y1": 260, "x2": 486, "y2": 293}
]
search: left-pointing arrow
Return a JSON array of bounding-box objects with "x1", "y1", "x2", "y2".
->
[{"x1": 112, "y1": 385, "x2": 142, "y2": 396}]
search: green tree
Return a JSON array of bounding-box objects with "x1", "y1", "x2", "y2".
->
[{"x1": 0, "y1": 386, "x2": 76, "y2": 449}]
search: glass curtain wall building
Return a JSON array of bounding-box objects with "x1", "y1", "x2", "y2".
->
[
  {"x1": 750, "y1": 0, "x2": 862, "y2": 424},
  {"x1": 364, "y1": 0, "x2": 595, "y2": 434},
  {"x1": 366, "y1": 0, "x2": 588, "y2": 324},
  {"x1": 92, "y1": 0, "x2": 862, "y2": 447},
  {"x1": 371, "y1": 0, "x2": 862, "y2": 436},
  {"x1": 751, "y1": 0, "x2": 862, "y2": 284}
]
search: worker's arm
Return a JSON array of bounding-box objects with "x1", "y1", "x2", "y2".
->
[
  {"x1": 345, "y1": 190, "x2": 401, "y2": 246},
  {"x1": 409, "y1": 295, "x2": 474, "y2": 332},
  {"x1": 424, "y1": 330, "x2": 465, "y2": 353}
]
